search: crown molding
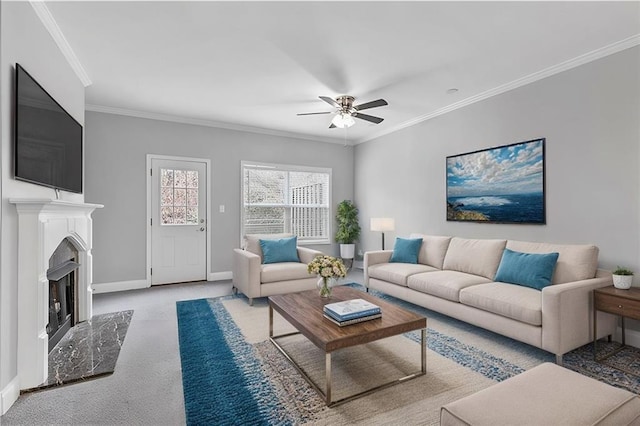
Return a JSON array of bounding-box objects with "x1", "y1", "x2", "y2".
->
[
  {"x1": 29, "y1": 1, "x2": 92, "y2": 87},
  {"x1": 85, "y1": 104, "x2": 350, "y2": 145},
  {"x1": 356, "y1": 34, "x2": 640, "y2": 145}
]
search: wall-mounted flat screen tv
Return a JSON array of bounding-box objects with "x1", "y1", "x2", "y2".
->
[{"x1": 15, "y1": 63, "x2": 83, "y2": 193}]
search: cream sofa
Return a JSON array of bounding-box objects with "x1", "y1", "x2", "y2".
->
[
  {"x1": 364, "y1": 234, "x2": 617, "y2": 364},
  {"x1": 232, "y1": 233, "x2": 323, "y2": 305}
]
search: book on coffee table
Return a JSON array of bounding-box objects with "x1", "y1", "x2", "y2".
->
[
  {"x1": 323, "y1": 298, "x2": 381, "y2": 321},
  {"x1": 323, "y1": 312, "x2": 382, "y2": 327}
]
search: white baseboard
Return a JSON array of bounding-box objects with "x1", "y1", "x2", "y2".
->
[
  {"x1": 209, "y1": 271, "x2": 232, "y2": 281},
  {"x1": 92, "y1": 279, "x2": 149, "y2": 294},
  {"x1": 1, "y1": 376, "x2": 20, "y2": 415},
  {"x1": 92, "y1": 273, "x2": 231, "y2": 293}
]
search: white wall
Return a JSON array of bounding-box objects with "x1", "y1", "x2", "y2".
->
[
  {"x1": 0, "y1": 2, "x2": 85, "y2": 410},
  {"x1": 84, "y1": 112, "x2": 354, "y2": 286},
  {"x1": 355, "y1": 47, "x2": 640, "y2": 320}
]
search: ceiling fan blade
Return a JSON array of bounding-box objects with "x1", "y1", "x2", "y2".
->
[
  {"x1": 297, "y1": 111, "x2": 332, "y2": 116},
  {"x1": 329, "y1": 123, "x2": 337, "y2": 129},
  {"x1": 319, "y1": 96, "x2": 340, "y2": 108},
  {"x1": 354, "y1": 112, "x2": 384, "y2": 124},
  {"x1": 354, "y1": 99, "x2": 388, "y2": 111}
]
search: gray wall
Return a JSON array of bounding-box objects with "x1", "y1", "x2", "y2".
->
[
  {"x1": 355, "y1": 47, "x2": 640, "y2": 273},
  {"x1": 356, "y1": 46, "x2": 640, "y2": 339},
  {"x1": 0, "y1": 3, "x2": 85, "y2": 394},
  {"x1": 84, "y1": 112, "x2": 354, "y2": 284}
]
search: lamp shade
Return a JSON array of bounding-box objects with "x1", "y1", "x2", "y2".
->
[{"x1": 370, "y1": 218, "x2": 395, "y2": 232}]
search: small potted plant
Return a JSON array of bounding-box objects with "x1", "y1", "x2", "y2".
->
[
  {"x1": 335, "y1": 200, "x2": 361, "y2": 260},
  {"x1": 612, "y1": 266, "x2": 634, "y2": 290}
]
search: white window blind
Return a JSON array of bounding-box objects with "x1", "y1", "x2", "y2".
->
[{"x1": 242, "y1": 161, "x2": 331, "y2": 244}]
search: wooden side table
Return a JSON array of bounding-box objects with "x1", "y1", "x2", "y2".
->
[{"x1": 593, "y1": 286, "x2": 640, "y2": 365}]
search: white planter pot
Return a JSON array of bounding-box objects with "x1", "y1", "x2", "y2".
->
[
  {"x1": 340, "y1": 244, "x2": 355, "y2": 260},
  {"x1": 613, "y1": 274, "x2": 633, "y2": 290}
]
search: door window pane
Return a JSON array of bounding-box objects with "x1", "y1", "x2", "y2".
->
[
  {"x1": 160, "y1": 168, "x2": 199, "y2": 225},
  {"x1": 161, "y1": 188, "x2": 173, "y2": 206},
  {"x1": 174, "y1": 188, "x2": 186, "y2": 206},
  {"x1": 174, "y1": 207, "x2": 186, "y2": 224},
  {"x1": 187, "y1": 189, "x2": 198, "y2": 207},
  {"x1": 161, "y1": 207, "x2": 174, "y2": 224},
  {"x1": 186, "y1": 207, "x2": 198, "y2": 224},
  {"x1": 174, "y1": 170, "x2": 186, "y2": 188},
  {"x1": 186, "y1": 171, "x2": 198, "y2": 188},
  {"x1": 161, "y1": 169, "x2": 174, "y2": 187}
]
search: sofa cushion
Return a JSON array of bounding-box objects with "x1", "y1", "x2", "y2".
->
[
  {"x1": 261, "y1": 262, "x2": 311, "y2": 284},
  {"x1": 244, "y1": 233, "x2": 294, "y2": 261},
  {"x1": 390, "y1": 237, "x2": 423, "y2": 264},
  {"x1": 460, "y1": 282, "x2": 542, "y2": 326},
  {"x1": 506, "y1": 240, "x2": 598, "y2": 284},
  {"x1": 259, "y1": 236, "x2": 300, "y2": 264},
  {"x1": 409, "y1": 234, "x2": 452, "y2": 269},
  {"x1": 368, "y1": 263, "x2": 437, "y2": 287},
  {"x1": 407, "y1": 270, "x2": 491, "y2": 302},
  {"x1": 494, "y1": 248, "x2": 559, "y2": 290},
  {"x1": 443, "y1": 237, "x2": 507, "y2": 279}
]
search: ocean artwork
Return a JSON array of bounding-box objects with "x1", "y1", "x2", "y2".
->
[{"x1": 446, "y1": 138, "x2": 545, "y2": 224}]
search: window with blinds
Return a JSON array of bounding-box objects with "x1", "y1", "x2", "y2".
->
[{"x1": 241, "y1": 161, "x2": 331, "y2": 244}]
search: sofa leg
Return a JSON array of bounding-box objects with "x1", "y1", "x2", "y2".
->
[
  {"x1": 248, "y1": 298, "x2": 253, "y2": 306},
  {"x1": 555, "y1": 354, "x2": 563, "y2": 366},
  {"x1": 366, "y1": 288, "x2": 369, "y2": 293}
]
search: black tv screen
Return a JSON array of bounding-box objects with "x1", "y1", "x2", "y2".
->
[{"x1": 15, "y1": 64, "x2": 83, "y2": 193}]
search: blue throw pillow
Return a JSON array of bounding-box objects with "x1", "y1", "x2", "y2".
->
[
  {"x1": 259, "y1": 237, "x2": 299, "y2": 264},
  {"x1": 494, "y1": 248, "x2": 559, "y2": 290},
  {"x1": 389, "y1": 237, "x2": 423, "y2": 264}
]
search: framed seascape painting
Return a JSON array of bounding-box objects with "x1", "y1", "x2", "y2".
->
[{"x1": 446, "y1": 138, "x2": 546, "y2": 224}]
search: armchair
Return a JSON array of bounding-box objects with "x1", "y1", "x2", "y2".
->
[{"x1": 232, "y1": 233, "x2": 323, "y2": 305}]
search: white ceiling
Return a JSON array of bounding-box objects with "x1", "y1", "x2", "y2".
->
[{"x1": 44, "y1": 1, "x2": 640, "y2": 145}]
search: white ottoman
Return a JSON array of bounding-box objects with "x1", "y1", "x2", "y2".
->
[{"x1": 441, "y1": 363, "x2": 640, "y2": 426}]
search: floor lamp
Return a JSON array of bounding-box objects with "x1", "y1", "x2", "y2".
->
[{"x1": 370, "y1": 218, "x2": 395, "y2": 250}]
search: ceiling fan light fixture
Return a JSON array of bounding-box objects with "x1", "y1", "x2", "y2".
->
[{"x1": 331, "y1": 112, "x2": 355, "y2": 128}]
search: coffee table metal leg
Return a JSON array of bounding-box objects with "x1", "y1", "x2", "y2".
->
[
  {"x1": 421, "y1": 328, "x2": 426, "y2": 373},
  {"x1": 326, "y1": 353, "x2": 332, "y2": 405},
  {"x1": 269, "y1": 305, "x2": 273, "y2": 338},
  {"x1": 270, "y1": 327, "x2": 427, "y2": 407}
]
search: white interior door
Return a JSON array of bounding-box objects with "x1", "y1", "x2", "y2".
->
[{"x1": 151, "y1": 158, "x2": 207, "y2": 285}]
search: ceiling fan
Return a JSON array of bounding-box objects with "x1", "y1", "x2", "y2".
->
[{"x1": 297, "y1": 95, "x2": 388, "y2": 129}]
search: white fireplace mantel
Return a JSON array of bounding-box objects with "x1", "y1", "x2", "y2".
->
[{"x1": 10, "y1": 198, "x2": 103, "y2": 389}]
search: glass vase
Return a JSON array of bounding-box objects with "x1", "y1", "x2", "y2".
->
[{"x1": 317, "y1": 276, "x2": 333, "y2": 298}]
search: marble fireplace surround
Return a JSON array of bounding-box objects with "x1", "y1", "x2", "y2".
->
[{"x1": 10, "y1": 199, "x2": 102, "y2": 390}]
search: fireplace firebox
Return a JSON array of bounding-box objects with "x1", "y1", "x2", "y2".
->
[{"x1": 46, "y1": 239, "x2": 80, "y2": 352}]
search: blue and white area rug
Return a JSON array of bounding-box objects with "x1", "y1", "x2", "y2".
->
[{"x1": 176, "y1": 285, "x2": 639, "y2": 425}]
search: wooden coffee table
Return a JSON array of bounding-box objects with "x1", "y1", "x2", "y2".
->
[{"x1": 268, "y1": 286, "x2": 426, "y2": 406}]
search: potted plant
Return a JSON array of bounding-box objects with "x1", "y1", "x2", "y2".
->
[
  {"x1": 335, "y1": 200, "x2": 361, "y2": 260},
  {"x1": 612, "y1": 266, "x2": 634, "y2": 290}
]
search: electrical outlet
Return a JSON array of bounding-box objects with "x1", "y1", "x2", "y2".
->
[{"x1": 219, "y1": 205, "x2": 225, "y2": 213}]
